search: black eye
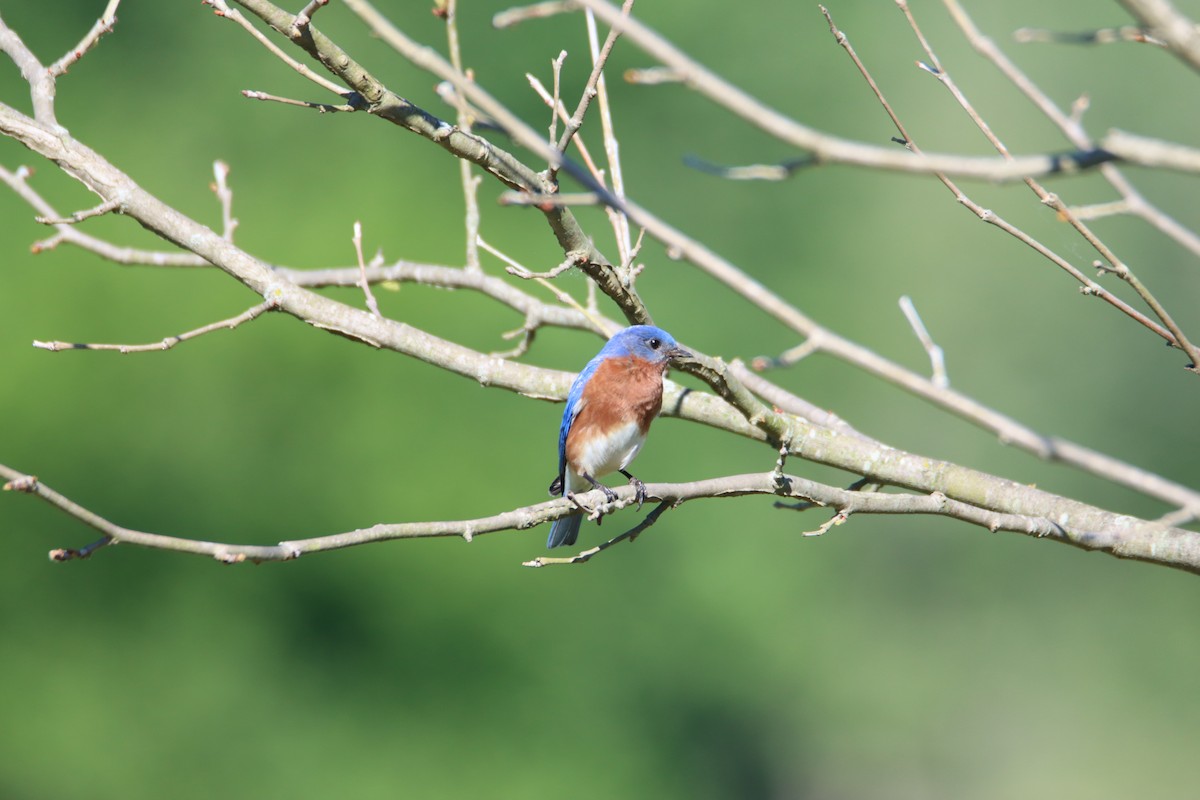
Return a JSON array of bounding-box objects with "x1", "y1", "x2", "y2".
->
[{"x1": 648, "y1": 338, "x2": 661, "y2": 350}]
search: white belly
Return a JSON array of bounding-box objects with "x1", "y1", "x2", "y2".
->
[{"x1": 568, "y1": 421, "x2": 646, "y2": 491}]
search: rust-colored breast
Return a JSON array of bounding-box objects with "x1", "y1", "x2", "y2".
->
[{"x1": 569, "y1": 355, "x2": 665, "y2": 443}]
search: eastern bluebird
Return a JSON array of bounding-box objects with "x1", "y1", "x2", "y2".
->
[{"x1": 546, "y1": 325, "x2": 691, "y2": 548}]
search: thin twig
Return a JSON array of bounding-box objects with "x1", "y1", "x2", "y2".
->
[
  {"x1": 442, "y1": 0, "x2": 483, "y2": 272},
  {"x1": 621, "y1": 226, "x2": 646, "y2": 275},
  {"x1": 48, "y1": 0, "x2": 122, "y2": 78},
  {"x1": 506, "y1": 254, "x2": 583, "y2": 280},
  {"x1": 211, "y1": 160, "x2": 238, "y2": 241},
  {"x1": 32, "y1": 301, "x2": 276, "y2": 353},
  {"x1": 477, "y1": 238, "x2": 615, "y2": 338},
  {"x1": 583, "y1": 5, "x2": 634, "y2": 268},
  {"x1": 1069, "y1": 199, "x2": 1132, "y2": 221},
  {"x1": 623, "y1": 66, "x2": 683, "y2": 84},
  {"x1": 491, "y1": 315, "x2": 540, "y2": 359},
  {"x1": 554, "y1": 0, "x2": 629, "y2": 157},
  {"x1": 352, "y1": 222, "x2": 382, "y2": 318},
  {"x1": 49, "y1": 536, "x2": 113, "y2": 563},
  {"x1": 278, "y1": 257, "x2": 606, "y2": 335},
  {"x1": 35, "y1": 199, "x2": 120, "y2": 225},
  {"x1": 207, "y1": 0, "x2": 350, "y2": 95},
  {"x1": 498, "y1": 191, "x2": 600, "y2": 207},
  {"x1": 729, "y1": 360, "x2": 869, "y2": 442},
  {"x1": 803, "y1": 509, "x2": 849, "y2": 537},
  {"x1": 684, "y1": 155, "x2": 816, "y2": 181},
  {"x1": 493, "y1": 0, "x2": 579, "y2": 29},
  {"x1": 1159, "y1": 507, "x2": 1198, "y2": 528},
  {"x1": 0, "y1": 164, "x2": 208, "y2": 267},
  {"x1": 898, "y1": 296, "x2": 948, "y2": 389},
  {"x1": 241, "y1": 89, "x2": 359, "y2": 112},
  {"x1": 1013, "y1": 25, "x2": 1165, "y2": 47},
  {"x1": 523, "y1": 501, "x2": 670, "y2": 566},
  {"x1": 524, "y1": 74, "x2": 605, "y2": 177},
  {"x1": 549, "y1": 50, "x2": 567, "y2": 150},
  {"x1": 291, "y1": 0, "x2": 330, "y2": 36}
]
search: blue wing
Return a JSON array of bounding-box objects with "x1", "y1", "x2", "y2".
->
[
  {"x1": 556, "y1": 355, "x2": 603, "y2": 488},
  {"x1": 547, "y1": 355, "x2": 604, "y2": 549}
]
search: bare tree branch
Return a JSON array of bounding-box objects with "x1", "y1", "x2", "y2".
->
[
  {"x1": 32, "y1": 301, "x2": 276, "y2": 353},
  {"x1": 524, "y1": 501, "x2": 671, "y2": 567},
  {"x1": 1, "y1": 3, "x2": 1197, "y2": 578},
  {"x1": 0, "y1": 163, "x2": 205, "y2": 267},
  {"x1": 493, "y1": 1, "x2": 580, "y2": 30},
  {"x1": 574, "y1": 0, "x2": 1115, "y2": 180},
  {"x1": 231, "y1": 0, "x2": 652, "y2": 327},
  {"x1": 1118, "y1": 0, "x2": 1200, "y2": 72},
  {"x1": 942, "y1": 0, "x2": 1200, "y2": 258},
  {"x1": 48, "y1": 0, "x2": 122, "y2": 78},
  {"x1": 5, "y1": 463, "x2": 1196, "y2": 574},
  {"x1": 1013, "y1": 24, "x2": 1165, "y2": 47},
  {"x1": 206, "y1": 0, "x2": 349, "y2": 96},
  {"x1": 1103, "y1": 128, "x2": 1200, "y2": 173},
  {"x1": 898, "y1": 296, "x2": 948, "y2": 389},
  {"x1": 892, "y1": 2, "x2": 1200, "y2": 369}
]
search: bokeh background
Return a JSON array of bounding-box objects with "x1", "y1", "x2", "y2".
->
[{"x1": 2, "y1": 1, "x2": 1198, "y2": 798}]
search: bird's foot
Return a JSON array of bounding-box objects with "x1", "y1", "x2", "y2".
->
[
  {"x1": 620, "y1": 470, "x2": 647, "y2": 509},
  {"x1": 630, "y1": 477, "x2": 646, "y2": 509},
  {"x1": 581, "y1": 471, "x2": 618, "y2": 505}
]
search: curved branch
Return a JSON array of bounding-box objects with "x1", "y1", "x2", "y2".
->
[
  {"x1": 6, "y1": 464, "x2": 1195, "y2": 574},
  {"x1": 574, "y1": 0, "x2": 1115, "y2": 180},
  {"x1": 279, "y1": 260, "x2": 606, "y2": 335}
]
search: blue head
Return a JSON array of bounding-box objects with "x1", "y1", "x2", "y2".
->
[{"x1": 598, "y1": 325, "x2": 691, "y2": 364}]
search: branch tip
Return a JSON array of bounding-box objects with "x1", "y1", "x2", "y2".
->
[
  {"x1": 4, "y1": 474, "x2": 38, "y2": 492},
  {"x1": 35, "y1": 198, "x2": 120, "y2": 226},
  {"x1": 291, "y1": 0, "x2": 330, "y2": 36}
]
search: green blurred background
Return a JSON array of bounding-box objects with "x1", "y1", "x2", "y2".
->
[{"x1": 2, "y1": 1, "x2": 1198, "y2": 797}]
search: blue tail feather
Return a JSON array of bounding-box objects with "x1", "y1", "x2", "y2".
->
[{"x1": 547, "y1": 514, "x2": 582, "y2": 548}]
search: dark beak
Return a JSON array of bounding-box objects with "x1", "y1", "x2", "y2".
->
[{"x1": 666, "y1": 344, "x2": 692, "y2": 362}]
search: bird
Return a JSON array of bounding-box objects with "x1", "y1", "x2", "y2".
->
[{"x1": 546, "y1": 325, "x2": 691, "y2": 548}]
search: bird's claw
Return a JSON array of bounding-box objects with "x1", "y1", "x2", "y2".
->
[
  {"x1": 620, "y1": 470, "x2": 647, "y2": 509},
  {"x1": 629, "y1": 476, "x2": 647, "y2": 509}
]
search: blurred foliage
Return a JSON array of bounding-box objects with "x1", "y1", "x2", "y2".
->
[{"x1": 2, "y1": 1, "x2": 1199, "y2": 798}]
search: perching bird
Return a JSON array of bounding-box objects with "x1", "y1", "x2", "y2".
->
[{"x1": 547, "y1": 325, "x2": 691, "y2": 548}]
